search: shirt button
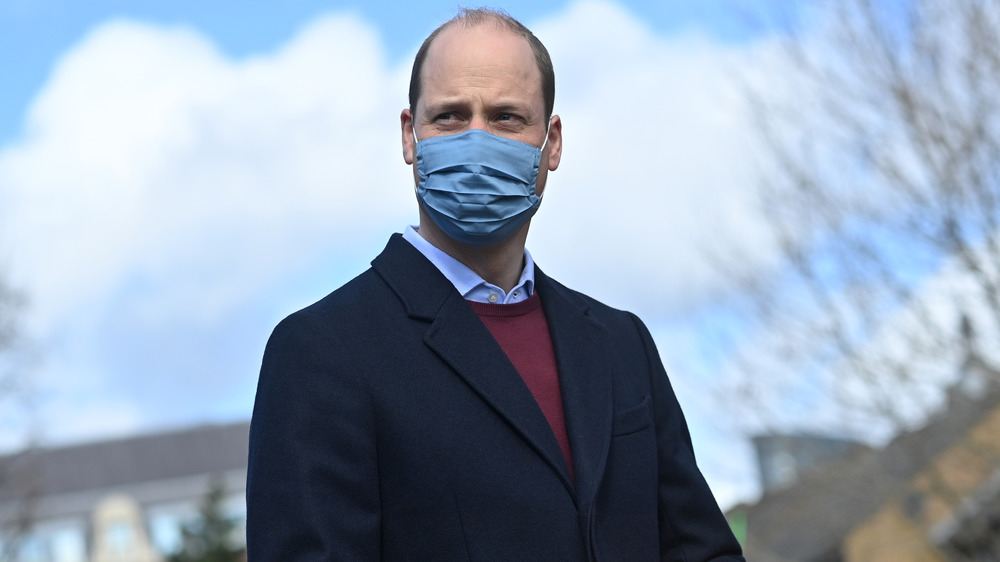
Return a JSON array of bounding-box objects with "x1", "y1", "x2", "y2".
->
[{"x1": 488, "y1": 293, "x2": 499, "y2": 303}]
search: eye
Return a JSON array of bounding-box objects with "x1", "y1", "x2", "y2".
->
[
  {"x1": 494, "y1": 113, "x2": 527, "y2": 132},
  {"x1": 431, "y1": 112, "x2": 466, "y2": 132},
  {"x1": 434, "y1": 112, "x2": 460, "y2": 123}
]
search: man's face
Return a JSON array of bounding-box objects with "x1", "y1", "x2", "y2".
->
[{"x1": 401, "y1": 24, "x2": 562, "y2": 198}]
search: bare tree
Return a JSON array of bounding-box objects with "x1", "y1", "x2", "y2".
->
[
  {"x1": 731, "y1": 0, "x2": 1000, "y2": 432},
  {"x1": 0, "y1": 277, "x2": 35, "y2": 562},
  {"x1": 725, "y1": 0, "x2": 1000, "y2": 558},
  {"x1": 0, "y1": 277, "x2": 25, "y2": 403}
]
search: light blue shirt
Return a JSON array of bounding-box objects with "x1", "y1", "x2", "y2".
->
[{"x1": 402, "y1": 225, "x2": 535, "y2": 304}]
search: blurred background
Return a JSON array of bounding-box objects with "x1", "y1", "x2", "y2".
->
[{"x1": 1, "y1": 0, "x2": 999, "y2": 560}]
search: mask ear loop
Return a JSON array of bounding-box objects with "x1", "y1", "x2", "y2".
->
[
  {"x1": 535, "y1": 116, "x2": 554, "y2": 201},
  {"x1": 539, "y1": 116, "x2": 553, "y2": 151},
  {"x1": 411, "y1": 121, "x2": 421, "y2": 193}
]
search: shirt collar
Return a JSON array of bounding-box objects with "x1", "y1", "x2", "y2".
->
[{"x1": 401, "y1": 225, "x2": 535, "y2": 304}]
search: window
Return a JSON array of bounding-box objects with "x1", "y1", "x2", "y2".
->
[
  {"x1": 14, "y1": 520, "x2": 87, "y2": 562},
  {"x1": 147, "y1": 502, "x2": 197, "y2": 555},
  {"x1": 106, "y1": 519, "x2": 134, "y2": 553}
]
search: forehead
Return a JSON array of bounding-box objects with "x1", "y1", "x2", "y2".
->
[{"x1": 420, "y1": 24, "x2": 543, "y2": 107}]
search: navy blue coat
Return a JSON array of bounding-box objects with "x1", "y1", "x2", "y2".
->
[{"x1": 247, "y1": 234, "x2": 744, "y2": 561}]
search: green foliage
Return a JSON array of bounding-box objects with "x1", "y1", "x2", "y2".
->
[{"x1": 168, "y1": 477, "x2": 245, "y2": 562}]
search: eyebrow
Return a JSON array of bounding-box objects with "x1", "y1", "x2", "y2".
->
[{"x1": 423, "y1": 98, "x2": 536, "y2": 118}]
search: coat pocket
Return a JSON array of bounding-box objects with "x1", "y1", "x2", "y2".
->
[{"x1": 611, "y1": 395, "x2": 652, "y2": 436}]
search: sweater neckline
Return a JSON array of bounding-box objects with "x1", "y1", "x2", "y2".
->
[{"x1": 467, "y1": 292, "x2": 542, "y2": 317}]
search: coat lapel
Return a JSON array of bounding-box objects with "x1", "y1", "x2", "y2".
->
[
  {"x1": 535, "y1": 269, "x2": 614, "y2": 514},
  {"x1": 424, "y1": 292, "x2": 575, "y2": 491},
  {"x1": 372, "y1": 235, "x2": 575, "y2": 495}
]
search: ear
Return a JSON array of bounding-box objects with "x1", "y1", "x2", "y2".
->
[
  {"x1": 401, "y1": 108, "x2": 416, "y2": 165},
  {"x1": 544, "y1": 115, "x2": 563, "y2": 171}
]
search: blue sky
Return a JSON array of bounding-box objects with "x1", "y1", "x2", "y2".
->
[
  {"x1": 0, "y1": 0, "x2": 807, "y2": 507},
  {"x1": 0, "y1": 0, "x2": 795, "y2": 145}
]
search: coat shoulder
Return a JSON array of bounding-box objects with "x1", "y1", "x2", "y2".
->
[
  {"x1": 536, "y1": 271, "x2": 645, "y2": 330},
  {"x1": 278, "y1": 266, "x2": 389, "y2": 326}
]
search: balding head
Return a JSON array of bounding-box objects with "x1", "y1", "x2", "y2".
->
[{"x1": 408, "y1": 8, "x2": 555, "y2": 122}]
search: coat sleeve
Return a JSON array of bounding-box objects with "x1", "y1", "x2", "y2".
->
[
  {"x1": 246, "y1": 311, "x2": 381, "y2": 561},
  {"x1": 628, "y1": 313, "x2": 745, "y2": 562}
]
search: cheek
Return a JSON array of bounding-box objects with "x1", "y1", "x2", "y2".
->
[
  {"x1": 535, "y1": 151, "x2": 551, "y2": 195},
  {"x1": 535, "y1": 167, "x2": 548, "y2": 197}
]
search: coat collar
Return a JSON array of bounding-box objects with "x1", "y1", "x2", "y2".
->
[{"x1": 372, "y1": 234, "x2": 614, "y2": 508}]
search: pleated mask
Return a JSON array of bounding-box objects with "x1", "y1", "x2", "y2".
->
[{"x1": 415, "y1": 128, "x2": 545, "y2": 246}]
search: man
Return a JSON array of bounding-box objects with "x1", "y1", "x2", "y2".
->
[{"x1": 247, "y1": 8, "x2": 744, "y2": 561}]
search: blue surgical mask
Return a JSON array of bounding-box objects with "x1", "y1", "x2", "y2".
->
[{"x1": 414, "y1": 127, "x2": 547, "y2": 246}]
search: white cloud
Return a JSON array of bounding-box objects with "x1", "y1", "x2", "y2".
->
[
  {"x1": 528, "y1": 0, "x2": 777, "y2": 317},
  {"x1": 0, "y1": 0, "x2": 780, "y2": 502},
  {"x1": 1, "y1": 15, "x2": 414, "y2": 334},
  {"x1": 0, "y1": 12, "x2": 417, "y2": 451}
]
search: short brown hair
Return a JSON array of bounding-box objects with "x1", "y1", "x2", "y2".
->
[{"x1": 408, "y1": 8, "x2": 555, "y2": 121}]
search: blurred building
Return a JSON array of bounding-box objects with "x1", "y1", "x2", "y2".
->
[
  {"x1": 752, "y1": 433, "x2": 865, "y2": 494},
  {"x1": 0, "y1": 421, "x2": 248, "y2": 562},
  {"x1": 732, "y1": 347, "x2": 1000, "y2": 561}
]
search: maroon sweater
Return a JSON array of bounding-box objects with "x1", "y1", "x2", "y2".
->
[{"x1": 468, "y1": 294, "x2": 573, "y2": 479}]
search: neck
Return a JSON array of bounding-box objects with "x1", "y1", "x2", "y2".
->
[{"x1": 417, "y1": 210, "x2": 529, "y2": 292}]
